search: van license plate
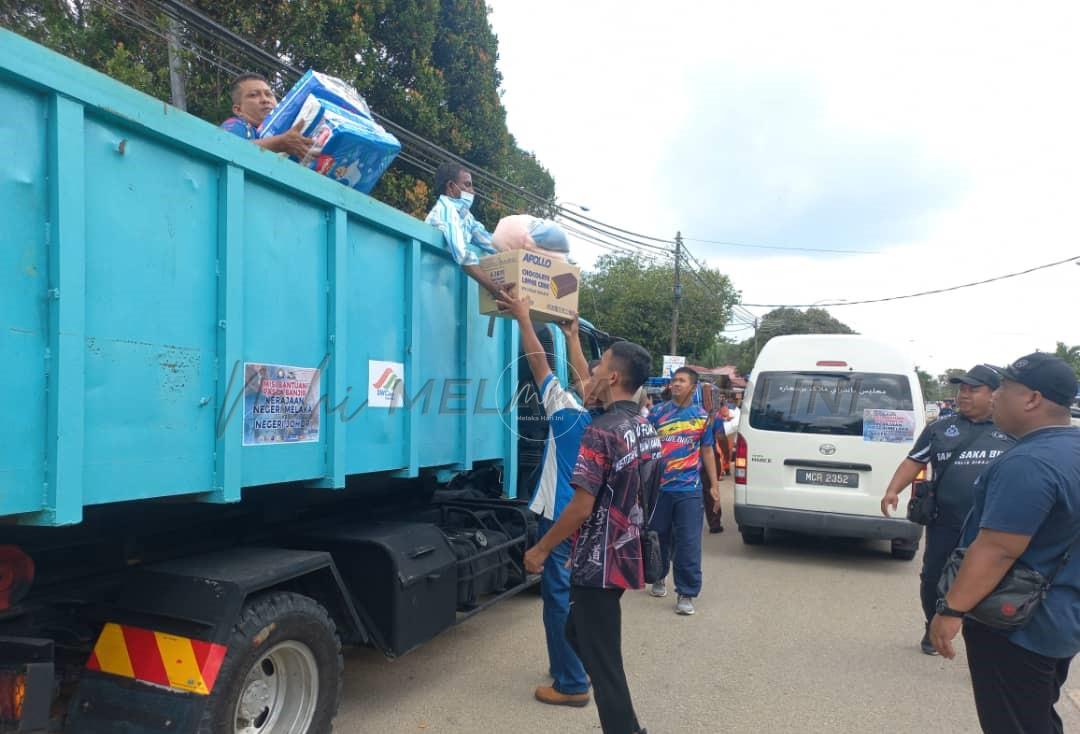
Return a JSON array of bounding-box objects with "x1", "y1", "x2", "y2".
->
[{"x1": 795, "y1": 469, "x2": 859, "y2": 488}]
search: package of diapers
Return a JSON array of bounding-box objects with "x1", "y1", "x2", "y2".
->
[
  {"x1": 294, "y1": 98, "x2": 401, "y2": 193},
  {"x1": 258, "y1": 69, "x2": 373, "y2": 138}
]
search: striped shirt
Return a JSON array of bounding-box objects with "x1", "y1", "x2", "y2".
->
[
  {"x1": 528, "y1": 375, "x2": 592, "y2": 521},
  {"x1": 424, "y1": 195, "x2": 496, "y2": 266}
]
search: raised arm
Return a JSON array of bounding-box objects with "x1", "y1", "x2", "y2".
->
[
  {"x1": 495, "y1": 288, "x2": 551, "y2": 387},
  {"x1": 557, "y1": 314, "x2": 590, "y2": 394}
]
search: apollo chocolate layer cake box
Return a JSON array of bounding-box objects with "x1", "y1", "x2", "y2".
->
[{"x1": 477, "y1": 250, "x2": 581, "y2": 323}]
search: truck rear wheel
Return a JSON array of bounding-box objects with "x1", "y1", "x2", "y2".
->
[{"x1": 199, "y1": 592, "x2": 343, "y2": 734}]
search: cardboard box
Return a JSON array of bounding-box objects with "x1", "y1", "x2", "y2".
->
[{"x1": 477, "y1": 250, "x2": 581, "y2": 323}]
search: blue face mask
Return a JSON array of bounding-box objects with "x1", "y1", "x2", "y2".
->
[{"x1": 449, "y1": 190, "x2": 474, "y2": 214}]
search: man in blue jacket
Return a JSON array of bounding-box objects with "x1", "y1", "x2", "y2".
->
[{"x1": 930, "y1": 353, "x2": 1080, "y2": 733}]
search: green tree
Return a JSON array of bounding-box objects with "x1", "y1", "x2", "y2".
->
[
  {"x1": 722, "y1": 307, "x2": 856, "y2": 374},
  {"x1": 697, "y1": 339, "x2": 741, "y2": 369},
  {"x1": 1054, "y1": 342, "x2": 1080, "y2": 376},
  {"x1": 916, "y1": 368, "x2": 939, "y2": 402},
  {"x1": 933, "y1": 368, "x2": 967, "y2": 401},
  {"x1": 579, "y1": 255, "x2": 738, "y2": 373},
  {"x1": 4, "y1": 0, "x2": 555, "y2": 218}
]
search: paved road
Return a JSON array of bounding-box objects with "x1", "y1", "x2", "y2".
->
[{"x1": 335, "y1": 479, "x2": 1080, "y2": 733}]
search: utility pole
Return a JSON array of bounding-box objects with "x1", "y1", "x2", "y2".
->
[
  {"x1": 166, "y1": 17, "x2": 188, "y2": 111},
  {"x1": 670, "y1": 231, "x2": 682, "y2": 356},
  {"x1": 752, "y1": 317, "x2": 760, "y2": 360}
]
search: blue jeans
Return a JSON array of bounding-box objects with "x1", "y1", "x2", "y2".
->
[
  {"x1": 538, "y1": 518, "x2": 589, "y2": 694},
  {"x1": 649, "y1": 490, "x2": 704, "y2": 597}
]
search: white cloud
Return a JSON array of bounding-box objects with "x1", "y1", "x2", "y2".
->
[{"x1": 488, "y1": 0, "x2": 1080, "y2": 373}]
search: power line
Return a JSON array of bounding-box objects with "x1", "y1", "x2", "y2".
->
[
  {"x1": 682, "y1": 236, "x2": 879, "y2": 255},
  {"x1": 742, "y1": 254, "x2": 1080, "y2": 308},
  {"x1": 558, "y1": 219, "x2": 673, "y2": 259},
  {"x1": 103, "y1": 6, "x2": 673, "y2": 265},
  {"x1": 550, "y1": 208, "x2": 881, "y2": 257},
  {"x1": 102, "y1": 0, "x2": 889, "y2": 263},
  {"x1": 558, "y1": 221, "x2": 670, "y2": 264},
  {"x1": 89, "y1": 0, "x2": 246, "y2": 78},
  {"x1": 143, "y1": 0, "x2": 553, "y2": 212}
]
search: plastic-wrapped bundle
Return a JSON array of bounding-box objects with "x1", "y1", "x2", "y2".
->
[
  {"x1": 491, "y1": 215, "x2": 533, "y2": 251},
  {"x1": 258, "y1": 70, "x2": 372, "y2": 138},
  {"x1": 293, "y1": 98, "x2": 401, "y2": 193},
  {"x1": 491, "y1": 215, "x2": 570, "y2": 257}
]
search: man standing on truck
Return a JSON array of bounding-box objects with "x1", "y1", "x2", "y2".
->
[
  {"x1": 880, "y1": 364, "x2": 1014, "y2": 655},
  {"x1": 523, "y1": 341, "x2": 658, "y2": 734},
  {"x1": 220, "y1": 73, "x2": 314, "y2": 159},
  {"x1": 494, "y1": 290, "x2": 593, "y2": 708},
  {"x1": 647, "y1": 367, "x2": 720, "y2": 615},
  {"x1": 426, "y1": 162, "x2": 506, "y2": 298}
]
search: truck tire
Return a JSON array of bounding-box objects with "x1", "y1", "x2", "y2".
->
[
  {"x1": 740, "y1": 527, "x2": 766, "y2": 546},
  {"x1": 198, "y1": 592, "x2": 343, "y2": 734}
]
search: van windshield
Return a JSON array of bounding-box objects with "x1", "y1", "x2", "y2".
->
[{"x1": 749, "y1": 371, "x2": 914, "y2": 435}]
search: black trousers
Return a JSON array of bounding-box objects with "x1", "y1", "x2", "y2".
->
[
  {"x1": 964, "y1": 620, "x2": 1073, "y2": 734},
  {"x1": 920, "y1": 523, "x2": 963, "y2": 624},
  {"x1": 566, "y1": 586, "x2": 641, "y2": 734}
]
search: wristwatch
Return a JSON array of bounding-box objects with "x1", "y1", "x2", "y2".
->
[{"x1": 935, "y1": 598, "x2": 966, "y2": 618}]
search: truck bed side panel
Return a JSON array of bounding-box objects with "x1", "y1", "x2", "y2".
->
[{"x1": 0, "y1": 29, "x2": 518, "y2": 524}]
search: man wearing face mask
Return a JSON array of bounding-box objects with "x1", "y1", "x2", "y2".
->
[{"x1": 425, "y1": 162, "x2": 505, "y2": 297}]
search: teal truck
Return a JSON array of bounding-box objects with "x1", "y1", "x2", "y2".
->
[{"x1": 0, "y1": 29, "x2": 608, "y2": 733}]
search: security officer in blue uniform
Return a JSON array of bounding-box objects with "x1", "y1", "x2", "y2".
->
[{"x1": 881, "y1": 364, "x2": 1015, "y2": 654}]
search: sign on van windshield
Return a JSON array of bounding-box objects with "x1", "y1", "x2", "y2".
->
[{"x1": 749, "y1": 372, "x2": 914, "y2": 436}]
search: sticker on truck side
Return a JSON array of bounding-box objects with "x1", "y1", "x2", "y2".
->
[
  {"x1": 369, "y1": 360, "x2": 405, "y2": 409},
  {"x1": 242, "y1": 363, "x2": 322, "y2": 446}
]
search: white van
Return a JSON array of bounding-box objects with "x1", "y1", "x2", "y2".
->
[{"x1": 733, "y1": 335, "x2": 925, "y2": 559}]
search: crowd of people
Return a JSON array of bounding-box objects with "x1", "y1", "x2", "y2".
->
[
  {"x1": 492, "y1": 287, "x2": 737, "y2": 734},
  {"x1": 219, "y1": 73, "x2": 1080, "y2": 734}
]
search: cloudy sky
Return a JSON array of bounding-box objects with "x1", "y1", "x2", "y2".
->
[{"x1": 487, "y1": 0, "x2": 1080, "y2": 375}]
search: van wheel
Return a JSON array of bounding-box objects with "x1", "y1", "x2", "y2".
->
[
  {"x1": 740, "y1": 527, "x2": 765, "y2": 546},
  {"x1": 891, "y1": 539, "x2": 918, "y2": 561},
  {"x1": 198, "y1": 592, "x2": 342, "y2": 734}
]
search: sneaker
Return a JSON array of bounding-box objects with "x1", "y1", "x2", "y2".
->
[
  {"x1": 709, "y1": 524, "x2": 725, "y2": 534},
  {"x1": 649, "y1": 580, "x2": 668, "y2": 598},
  {"x1": 534, "y1": 685, "x2": 590, "y2": 708},
  {"x1": 676, "y1": 595, "x2": 696, "y2": 615},
  {"x1": 920, "y1": 631, "x2": 938, "y2": 656}
]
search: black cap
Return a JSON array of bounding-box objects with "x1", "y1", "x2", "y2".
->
[
  {"x1": 993, "y1": 353, "x2": 1079, "y2": 408},
  {"x1": 949, "y1": 364, "x2": 1002, "y2": 391}
]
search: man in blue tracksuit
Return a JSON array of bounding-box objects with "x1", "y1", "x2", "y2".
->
[
  {"x1": 648, "y1": 367, "x2": 720, "y2": 616},
  {"x1": 495, "y1": 289, "x2": 594, "y2": 708}
]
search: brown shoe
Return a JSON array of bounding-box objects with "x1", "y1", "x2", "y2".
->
[{"x1": 534, "y1": 685, "x2": 590, "y2": 708}]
